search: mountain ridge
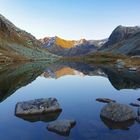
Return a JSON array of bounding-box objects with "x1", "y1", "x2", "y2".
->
[
  {"x1": 0, "y1": 13, "x2": 58, "y2": 63},
  {"x1": 40, "y1": 36, "x2": 107, "y2": 56},
  {"x1": 99, "y1": 25, "x2": 140, "y2": 55},
  {"x1": 0, "y1": 13, "x2": 140, "y2": 61},
  {"x1": 40, "y1": 25, "x2": 140, "y2": 57}
]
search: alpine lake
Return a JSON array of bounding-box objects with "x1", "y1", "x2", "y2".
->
[{"x1": 0, "y1": 60, "x2": 140, "y2": 140}]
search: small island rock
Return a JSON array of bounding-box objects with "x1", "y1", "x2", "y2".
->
[
  {"x1": 100, "y1": 102, "x2": 136, "y2": 122},
  {"x1": 15, "y1": 98, "x2": 62, "y2": 116},
  {"x1": 47, "y1": 119, "x2": 76, "y2": 136}
]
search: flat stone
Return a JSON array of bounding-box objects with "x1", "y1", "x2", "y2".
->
[
  {"x1": 130, "y1": 102, "x2": 140, "y2": 107},
  {"x1": 96, "y1": 98, "x2": 116, "y2": 103},
  {"x1": 15, "y1": 98, "x2": 62, "y2": 116},
  {"x1": 47, "y1": 119, "x2": 76, "y2": 136},
  {"x1": 100, "y1": 102, "x2": 136, "y2": 122}
]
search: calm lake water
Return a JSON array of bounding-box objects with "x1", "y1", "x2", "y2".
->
[{"x1": 0, "y1": 61, "x2": 140, "y2": 140}]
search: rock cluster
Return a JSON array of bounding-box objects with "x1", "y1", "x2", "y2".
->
[{"x1": 15, "y1": 98, "x2": 76, "y2": 136}]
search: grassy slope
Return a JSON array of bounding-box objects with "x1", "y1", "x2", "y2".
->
[{"x1": 0, "y1": 14, "x2": 59, "y2": 63}]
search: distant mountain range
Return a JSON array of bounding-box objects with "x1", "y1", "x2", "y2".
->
[
  {"x1": 0, "y1": 13, "x2": 140, "y2": 61},
  {"x1": 41, "y1": 25, "x2": 140, "y2": 57},
  {"x1": 40, "y1": 36, "x2": 107, "y2": 56}
]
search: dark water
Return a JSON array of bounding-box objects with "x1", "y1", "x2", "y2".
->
[{"x1": 0, "y1": 61, "x2": 140, "y2": 140}]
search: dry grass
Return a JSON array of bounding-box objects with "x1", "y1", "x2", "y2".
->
[{"x1": 60, "y1": 52, "x2": 140, "y2": 68}]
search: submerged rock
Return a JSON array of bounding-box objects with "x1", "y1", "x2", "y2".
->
[
  {"x1": 96, "y1": 98, "x2": 116, "y2": 103},
  {"x1": 101, "y1": 116, "x2": 135, "y2": 130},
  {"x1": 16, "y1": 111, "x2": 62, "y2": 122},
  {"x1": 47, "y1": 119, "x2": 76, "y2": 136},
  {"x1": 100, "y1": 102, "x2": 136, "y2": 122},
  {"x1": 130, "y1": 102, "x2": 140, "y2": 107},
  {"x1": 15, "y1": 98, "x2": 62, "y2": 116}
]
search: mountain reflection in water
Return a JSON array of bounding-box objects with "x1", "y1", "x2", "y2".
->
[{"x1": 0, "y1": 61, "x2": 140, "y2": 103}]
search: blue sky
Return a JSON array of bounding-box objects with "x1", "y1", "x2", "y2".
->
[{"x1": 0, "y1": 0, "x2": 140, "y2": 40}]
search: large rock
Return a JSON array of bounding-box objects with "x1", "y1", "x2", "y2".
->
[
  {"x1": 100, "y1": 102, "x2": 136, "y2": 122},
  {"x1": 47, "y1": 119, "x2": 76, "y2": 136},
  {"x1": 15, "y1": 98, "x2": 62, "y2": 116}
]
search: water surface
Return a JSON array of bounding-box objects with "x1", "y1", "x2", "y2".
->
[{"x1": 0, "y1": 61, "x2": 140, "y2": 140}]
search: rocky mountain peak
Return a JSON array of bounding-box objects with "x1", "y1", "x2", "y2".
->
[
  {"x1": 109, "y1": 25, "x2": 140, "y2": 44},
  {"x1": 100, "y1": 25, "x2": 140, "y2": 50}
]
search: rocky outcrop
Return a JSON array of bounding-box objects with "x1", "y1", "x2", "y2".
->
[
  {"x1": 102, "y1": 25, "x2": 140, "y2": 48},
  {"x1": 47, "y1": 119, "x2": 76, "y2": 136},
  {"x1": 100, "y1": 26, "x2": 140, "y2": 56},
  {"x1": 100, "y1": 102, "x2": 136, "y2": 122}
]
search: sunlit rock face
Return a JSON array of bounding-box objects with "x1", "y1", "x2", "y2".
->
[
  {"x1": 40, "y1": 36, "x2": 107, "y2": 56},
  {"x1": 42, "y1": 67, "x2": 84, "y2": 79}
]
